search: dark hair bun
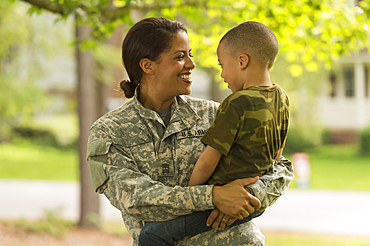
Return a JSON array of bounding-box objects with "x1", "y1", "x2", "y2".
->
[{"x1": 120, "y1": 79, "x2": 136, "y2": 98}]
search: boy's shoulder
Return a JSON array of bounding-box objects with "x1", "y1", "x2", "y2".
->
[{"x1": 220, "y1": 84, "x2": 288, "y2": 113}]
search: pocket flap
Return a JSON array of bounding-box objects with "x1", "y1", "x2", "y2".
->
[{"x1": 87, "y1": 138, "x2": 112, "y2": 157}]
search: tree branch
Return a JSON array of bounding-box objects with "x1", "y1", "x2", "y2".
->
[
  {"x1": 21, "y1": 0, "x2": 64, "y2": 15},
  {"x1": 102, "y1": 0, "x2": 204, "y2": 20},
  {"x1": 21, "y1": 0, "x2": 205, "y2": 21}
]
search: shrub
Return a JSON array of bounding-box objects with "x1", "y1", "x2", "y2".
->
[
  {"x1": 321, "y1": 128, "x2": 332, "y2": 145},
  {"x1": 4, "y1": 207, "x2": 75, "y2": 238},
  {"x1": 12, "y1": 126, "x2": 59, "y2": 147},
  {"x1": 360, "y1": 126, "x2": 370, "y2": 156},
  {"x1": 284, "y1": 125, "x2": 323, "y2": 154}
]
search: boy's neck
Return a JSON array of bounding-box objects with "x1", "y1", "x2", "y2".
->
[{"x1": 242, "y1": 68, "x2": 272, "y2": 89}]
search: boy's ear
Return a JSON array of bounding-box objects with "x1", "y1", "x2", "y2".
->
[
  {"x1": 238, "y1": 54, "x2": 249, "y2": 69},
  {"x1": 139, "y1": 58, "x2": 155, "y2": 75}
]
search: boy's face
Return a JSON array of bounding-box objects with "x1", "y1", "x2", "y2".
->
[{"x1": 217, "y1": 42, "x2": 243, "y2": 93}]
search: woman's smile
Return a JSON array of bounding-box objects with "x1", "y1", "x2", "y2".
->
[{"x1": 178, "y1": 72, "x2": 192, "y2": 83}]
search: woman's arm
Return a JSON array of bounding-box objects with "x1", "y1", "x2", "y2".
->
[
  {"x1": 88, "y1": 140, "x2": 214, "y2": 222},
  {"x1": 188, "y1": 146, "x2": 222, "y2": 186},
  {"x1": 87, "y1": 126, "x2": 258, "y2": 222}
]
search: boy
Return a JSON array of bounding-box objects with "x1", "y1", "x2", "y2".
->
[{"x1": 139, "y1": 21, "x2": 290, "y2": 246}]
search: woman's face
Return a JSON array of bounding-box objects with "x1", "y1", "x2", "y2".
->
[{"x1": 152, "y1": 31, "x2": 196, "y2": 98}]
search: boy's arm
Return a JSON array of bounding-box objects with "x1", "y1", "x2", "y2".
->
[
  {"x1": 275, "y1": 148, "x2": 284, "y2": 162},
  {"x1": 188, "y1": 146, "x2": 222, "y2": 186}
]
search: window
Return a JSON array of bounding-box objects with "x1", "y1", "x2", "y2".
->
[
  {"x1": 329, "y1": 73, "x2": 337, "y2": 97},
  {"x1": 365, "y1": 65, "x2": 369, "y2": 98},
  {"x1": 344, "y1": 67, "x2": 355, "y2": 97}
]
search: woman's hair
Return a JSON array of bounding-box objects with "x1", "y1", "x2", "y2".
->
[{"x1": 120, "y1": 17, "x2": 187, "y2": 98}]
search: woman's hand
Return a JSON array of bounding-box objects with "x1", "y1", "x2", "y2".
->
[
  {"x1": 206, "y1": 208, "x2": 237, "y2": 229},
  {"x1": 212, "y1": 177, "x2": 261, "y2": 219}
]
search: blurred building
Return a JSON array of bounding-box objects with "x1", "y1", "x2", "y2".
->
[{"x1": 317, "y1": 50, "x2": 370, "y2": 144}]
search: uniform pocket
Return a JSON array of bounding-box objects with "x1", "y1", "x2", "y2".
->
[
  {"x1": 126, "y1": 136, "x2": 160, "y2": 179},
  {"x1": 86, "y1": 138, "x2": 112, "y2": 192}
]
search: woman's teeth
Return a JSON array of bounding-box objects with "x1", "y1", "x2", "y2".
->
[{"x1": 179, "y1": 74, "x2": 191, "y2": 79}]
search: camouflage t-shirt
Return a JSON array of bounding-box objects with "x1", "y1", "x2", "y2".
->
[{"x1": 202, "y1": 84, "x2": 290, "y2": 186}]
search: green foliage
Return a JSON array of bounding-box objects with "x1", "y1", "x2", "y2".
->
[
  {"x1": 19, "y1": 0, "x2": 370, "y2": 73},
  {"x1": 93, "y1": 43, "x2": 122, "y2": 84},
  {"x1": 3, "y1": 207, "x2": 75, "y2": 238},
  {"x1": 17, "y1": 0, "x2": 370, "y2": 130},
  {"x1": 0, "y1": 1, "x2": 77, "y2": 142},
  {"x1": 284, "y1": 124, "x2": 324, "y2": 154},
  {"x1": 360, "y1": 125, "x2": 370, "y2": 156},
  {"x1": 0, "y1": 1, "x2": 62, "y2": 141},
  {"x1": 0, "y1": 75, "x2": 47, "y2": 141},
  {"x1": 145, "y1": 0, "x2": 370, "y2": 74}
]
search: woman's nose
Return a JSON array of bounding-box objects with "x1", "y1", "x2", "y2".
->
[{"x1": 186, "y1": 56, "x2": 196, "y2": 69}]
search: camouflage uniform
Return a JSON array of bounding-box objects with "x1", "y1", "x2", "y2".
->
[
  {"x1": 87, "y1": 90, "x2": 294, "y2": 246},
  {"x1": 203, "y1": 84, "x2": 290, "y2": 186}
]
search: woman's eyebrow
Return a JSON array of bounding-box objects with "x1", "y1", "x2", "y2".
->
[
  {"x1": 173, "y1": 50, "x2": 185, "y2": 54},
  {"x1": 173, "y1": 49, "x2": 192, "y2": 54}
]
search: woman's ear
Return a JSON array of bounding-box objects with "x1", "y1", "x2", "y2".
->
[
  {"x1": 238, "y1": 54, "x2": 249, "y2": 69},
  {"x1": 139, "y1": 58, "x2": 155, "y2": 75}
]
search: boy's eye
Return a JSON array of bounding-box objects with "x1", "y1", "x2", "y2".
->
[{"x1": 189, "y1": 53, "x2": 194, "y2": 57}]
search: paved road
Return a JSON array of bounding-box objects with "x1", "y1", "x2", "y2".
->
[{"x1": 1, "y1": 180, "x2": 370, "y2": 237}]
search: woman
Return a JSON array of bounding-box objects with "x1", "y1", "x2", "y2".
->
[{"x1": 87, "y1": 17, "x2": 293, "y2": 246}]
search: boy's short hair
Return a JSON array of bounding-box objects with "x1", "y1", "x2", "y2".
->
[{"x1": 220, "y1": 21, "x2": 278, "y2": 69}]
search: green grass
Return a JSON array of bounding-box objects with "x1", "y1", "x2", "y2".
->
[
  {"x1": 0, "y1": 139, "x2": 78, "y2": 180},
  {"x1": 287, "y1": 144, "x2": 370, "y2": 191},
  {"x1": 264, "y1": 232, "x2": 370, "y2": 246}
]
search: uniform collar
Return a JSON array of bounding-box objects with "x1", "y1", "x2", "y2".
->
[
  {"x1": 133, "y1": 86, "x2": 162, "y2": 122},
  {"x1": 132, "y1": 87, "x2": 200, "y2": 130},
  {"x1": 173, "y1": 96, "x2": 201, "y2": 129}
]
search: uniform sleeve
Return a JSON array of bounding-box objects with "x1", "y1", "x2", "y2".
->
[
  {"x1": 246, "y1": 156, "x2": 294, "y2": 208},
  {"x1": 201, "y1": 98, "x2": 239, "y2": 156},
  {"x1": 86, "y1": 123, "x2": 215, "y2": 222}
]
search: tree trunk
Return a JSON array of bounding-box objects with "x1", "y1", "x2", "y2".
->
[{"x1": 75, "y1": 16, "x2": 100, "y2": 227}]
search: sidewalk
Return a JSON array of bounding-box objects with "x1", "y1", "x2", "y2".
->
[{"x1": 1, "y1": 180, "x2": 369, "y2": 237}]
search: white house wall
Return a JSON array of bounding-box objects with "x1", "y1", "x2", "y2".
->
[
  {"x1": 318, "y1": 57, "x2": 370, "y2": 130},
  {"x1": 317, "y1": 97, "x2": 368, "y2": 129}
]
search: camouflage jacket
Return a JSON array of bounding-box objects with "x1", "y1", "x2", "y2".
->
[
  {"x1": 203, "y1": 84, "x2": 290, "y2": 185},
  {"x1": 87, "y1": 92, "x2": 294, "y2": 246}
]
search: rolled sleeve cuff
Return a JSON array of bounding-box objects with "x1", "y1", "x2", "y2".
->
[
  {"x1": 189, "y1": 185, "x2": 215, "y2": 211},
  {"x1": 246, "y1": 180, "x2": 270, "y2": 208}
]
